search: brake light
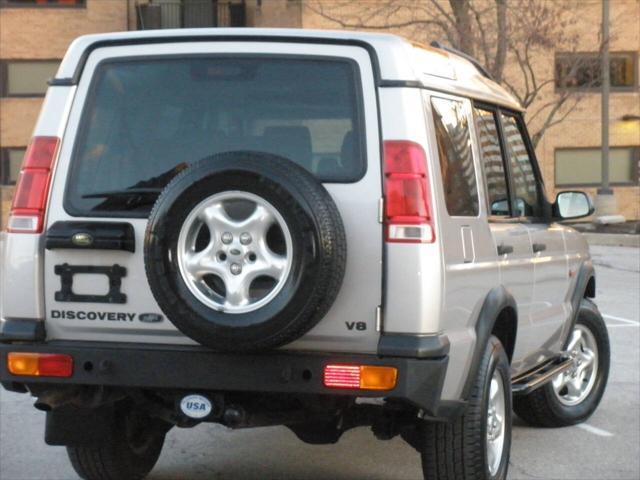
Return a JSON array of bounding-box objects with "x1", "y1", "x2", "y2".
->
[
  {"x1": 323, "y1": 364, "x2": 398, "y2": 391},
  {"x1": 383, "y1": 140, "x2": 434, "y2": 243},
  {"x1": 7, "y1": 136, "x2": 60, "y2": 234},
  {"x1": 7, "y1": 352, "x2": 73, "y2": 378}
]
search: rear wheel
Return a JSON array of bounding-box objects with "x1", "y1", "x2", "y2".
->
[
  {"x1": 513, "y1": 299, "x2": 610, "y2": 427},
  {"x1": 67, "y1": 408, "x2": 168, "y2": 480},
  {"x1": 419, "y1": 336, "x2": 512, "y2": 480}
]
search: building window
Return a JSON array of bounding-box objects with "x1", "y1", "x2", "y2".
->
[
  {"x1": 137, "y1": 1, "x2": 246, "y2": 29},
  {"x1": 1, "y1": 147, "x2": 25, "y2": 186},
  {"x1": 0, "y1": 60, "x2": 59, "y2": 97},
  {"x1": 555, "y1": 147, "x2": 640, "y2": 187},
  {"x1": 555, "y1": 52, "x2": 638, "y2": 91},
  {"x1": 0, "y1": 0, "x2": 85, "y2": 7}
]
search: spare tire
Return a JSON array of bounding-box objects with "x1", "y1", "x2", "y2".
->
[{"x1": 144, "y1": 151, "x2": 347, "y2": 352}]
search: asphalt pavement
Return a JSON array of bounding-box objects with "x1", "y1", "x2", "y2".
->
[{"x1": 0, "y1": 245, "x2": 639, "y2": 480}]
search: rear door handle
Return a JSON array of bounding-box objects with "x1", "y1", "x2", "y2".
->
[
  {"x1": 497, "y1": 244, "x2": 514, "y2": 255},
  {"x1": 532, "y1": 243, "x2": 547, "y2": 253}
]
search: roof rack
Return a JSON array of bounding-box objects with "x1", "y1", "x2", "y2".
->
[{"x1": 429, "y1": 41, "x2": 494, "y2": 81}]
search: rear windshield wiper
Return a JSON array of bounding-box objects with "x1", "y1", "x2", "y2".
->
[
  {"x1": 81, "y1": 188, "x2": 163, "y2": 212},
  {"x1": 81, "y1": 188, "x2": 163, "y2": 199}
]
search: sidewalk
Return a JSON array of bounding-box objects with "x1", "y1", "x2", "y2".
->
[
  {"x1": 570, "y1": 221, "x2": 640, "y2": 235},
  {"x1": 570, "y1": 221, "x2": 639, "y2": 248}
]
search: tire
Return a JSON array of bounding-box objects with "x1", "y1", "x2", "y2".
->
[
  {"x1": 144, "y1": 151, "x2": 346, "y2": 352},
  {"x1": 420, "y1": 336, "x2": 512, "y2": 480},
  {"x1": 67, "y1": 408, "x2": 168, "y2": 480},
  {"x1": 513, "y1": 298, "x2": 610, "y2": 428}
]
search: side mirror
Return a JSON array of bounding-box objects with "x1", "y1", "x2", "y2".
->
[
  {"x1": 491, "y1": 198, "x2": 527, "y2": 216},
  {"x1": 490, "y1": 199, "x2": 510, "y2": 216},
  {"x1": 554, "y1": 191, "x2": 594, "y2": 220}
]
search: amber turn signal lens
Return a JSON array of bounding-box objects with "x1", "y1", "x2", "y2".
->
[
  {"x1": 7, "y1": 353, "x2": 73, "y2": 378},
  {"x1": 360, "y1": 366, "x2": 398, "y2": 391}
]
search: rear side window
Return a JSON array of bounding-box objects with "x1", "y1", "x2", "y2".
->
[
  {"x1": 65, "y1": 56, "x2": 365, "y2": 217},
  {"x1": 430, "y1": 97, "x2": 479, "y2": 217},
  {"x1": 473, "y1": 107, "x2": 510, "y2": 216}
]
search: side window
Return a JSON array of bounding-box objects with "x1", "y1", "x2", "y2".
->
[
  {"x1": 500, "y1": 114, "x2": 544, "y2": 218},
  {"x1": 431, "y1": 97, "x2": 479, "y2": 216},
  {"x1": 473, "y1": 107, "x2": 510, "y2": 216}
]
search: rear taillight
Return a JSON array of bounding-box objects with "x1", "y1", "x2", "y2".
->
[
  {"x1": 383, "y1": 140, "x2": 434, "y2": 243},
  {"x1": 7, "y1": 136, "x2": 60, "y2": 234},
  {"x1": 323, "y1": 364, "x2": 398, "y2": 391},
  {"x1": 7, "y1": 352, "x2": 73, "y2": 378}
]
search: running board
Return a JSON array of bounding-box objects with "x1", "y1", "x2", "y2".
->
[{"x1": 511, "y1": 356, "x2": 574, "y2": 396}]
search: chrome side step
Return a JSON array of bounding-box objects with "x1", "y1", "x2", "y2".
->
[{"x1": 511, "y1": 356, "x2": 574, "y2": 396}]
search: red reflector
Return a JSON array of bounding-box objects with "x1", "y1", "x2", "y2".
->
[
  {"x1": 8, "y1": 136, "x2": 59, "y2": 234},
  {"x1": 38, "y1": 354, "x2": 74, "y2": 377},
  {"x1": 7, "y1": 352, "x2": 73, "y2": 378},
  {"x1": 12, "y1": 170, "x2": 51, "y2": 210},
  {"x1": 383, "y1": 141, "x2": 434, "y2": 243},
  {"x1": 323, "y1": 365, "x2": 361, "y2": 389}
]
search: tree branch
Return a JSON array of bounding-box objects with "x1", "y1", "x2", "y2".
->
[{"x1": 306, "y1": 0, "x2": 600, "y2": 148}]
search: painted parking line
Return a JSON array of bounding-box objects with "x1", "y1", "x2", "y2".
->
[
  {"x1": 603, "y1": 314, "x2": 640, "y2": 328},
  {"x1": 576, "y1": 423, "x2": 614, "y2": 437}
]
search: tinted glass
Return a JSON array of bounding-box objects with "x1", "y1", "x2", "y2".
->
[
  {"x1": 66, "y1": 57, "x2": 365, "y2": 216},
  {"x1": 1, "y1": 148, "x2": 25, "y2": 185},
  {"x1": 0, "y1": 0, "x2": 84, "y2": 5},
  {"x1": 555, "y1": 52, "x2": 637, "y2": 90},
  {"x1": 555, "y1": 147, "x2": 638, "y2": 186},
  {"x1": 431, "y1": 97, "x2": 478, "y2": 216},
  {"x1": 473, "y1": 108, "x2": 510, "y2": 216},
  {"x1": 3, "y1": 61, "x2": 59, "y2": 96},
  {"x1": 501, "y1": 114, "x2": 543, "y2": 217}
]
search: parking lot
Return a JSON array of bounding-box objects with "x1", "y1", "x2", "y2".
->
[{"x1": 0, "y1": 245, "x2": 638, "y2": 480}]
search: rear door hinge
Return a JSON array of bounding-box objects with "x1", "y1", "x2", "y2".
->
[
  {"x1": 376, "y1": 305, "x2": 383, "y2": 332},
  {"x1": 378, "y1": 197, "x2": 384, "y2": 224}
]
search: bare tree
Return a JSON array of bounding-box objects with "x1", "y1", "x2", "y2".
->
[{"x1": 306, "y1": 0, "x2": 601, "y2": 148}]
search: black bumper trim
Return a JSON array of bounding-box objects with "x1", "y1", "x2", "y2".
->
[
  {"x1": 0, "y1": 318, "x2": 45, "y2": 342},
  {"x1": 378, "y1": 333, "x2": 450, "y2": 358},
  {"x1": 0, "y1": 341, "x2": 450, "y2": 417}
]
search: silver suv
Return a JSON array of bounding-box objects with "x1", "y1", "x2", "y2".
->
[{"x1": 0, "y1": 29, "x2": 609, "y2": 480}]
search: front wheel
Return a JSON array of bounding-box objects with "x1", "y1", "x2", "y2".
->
[
  {"x1": 419, "y1": 335, "x2": 512, "y2": 480},
  {"x1": 514, "y1": 299, "x2": 610, "y2": 427},
  {"x1": 67, "y1": 407, "x2": 168, "y2": 480}
]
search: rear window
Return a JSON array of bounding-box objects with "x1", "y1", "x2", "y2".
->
[{"x1": 65, "y1": 56, "x2": 366, "y2": 217}]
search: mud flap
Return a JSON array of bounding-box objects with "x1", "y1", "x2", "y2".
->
[{"x1": 45, "y1": 404, "x2": 115, "y2": 447}]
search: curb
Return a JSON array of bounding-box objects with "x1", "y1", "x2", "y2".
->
[{"x1": 584, "y1": 233, "x2": 640, "y2": 248}]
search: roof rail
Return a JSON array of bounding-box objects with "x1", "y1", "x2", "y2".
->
[{"x1": 429, "y1": 41, "x2": 494, "y2": 81}]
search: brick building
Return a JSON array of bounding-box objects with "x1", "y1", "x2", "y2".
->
[{"x1": 0, "y1": 0, "x2": 638, "y2": 228}]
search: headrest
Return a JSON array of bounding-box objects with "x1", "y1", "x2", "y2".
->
[{"x1": 262, "y1": 126, "x2": 313, "y2": 171}]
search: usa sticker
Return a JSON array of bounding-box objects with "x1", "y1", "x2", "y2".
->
[{"x1": 180, "y1": 394, "x2": 212, "y2": 419}]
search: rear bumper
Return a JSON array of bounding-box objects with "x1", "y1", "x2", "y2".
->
[{"x1": 0, "y1": 340, "x2": 450, "y2": 417}]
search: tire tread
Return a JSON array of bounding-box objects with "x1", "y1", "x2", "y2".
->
[
  {"x1": 144, "y1": 151, "x2": 347, "y2": 352},
  {"x1": 421, "y1": 336, "x2": 511, "y2": 480}
]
